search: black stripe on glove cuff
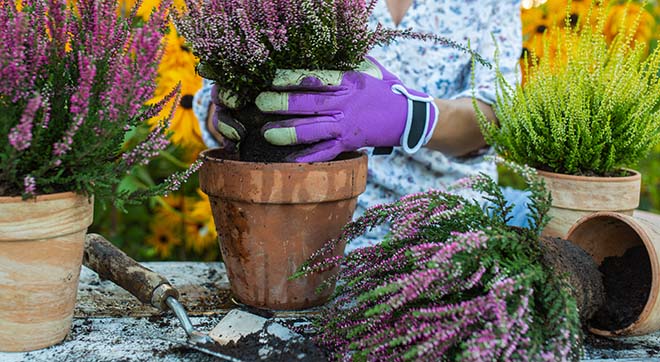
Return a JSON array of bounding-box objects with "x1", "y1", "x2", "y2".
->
[{"x1": 406, "y1": 99, "x2": 428, "y2": 151}]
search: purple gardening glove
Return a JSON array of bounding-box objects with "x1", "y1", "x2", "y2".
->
[
  {"x1": 253, "y1": 56, "x2": 438, "y2": 162},
  {"x1": 207, "y1": 84, "x2": 242, "y2": 152}
]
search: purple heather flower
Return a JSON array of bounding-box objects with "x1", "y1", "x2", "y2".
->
[
  {"x1": 23, "y1": 175, "x2": 36, "y2": 195},
  {"x1": 52, "y1": 52, "x2": 96, "y2": 159},
  {"x1": 8, "y1": 95, "x2": 42, "y2": 151},
  {"x1": 1, "y1": 0, "x2": 188, "y2": 201},
  {"x1": 296, "y1": 184, "x2": 576, "y2": 361},
  {"x1": 161, "y1": 160, "x2": 203, "y2": 196}
]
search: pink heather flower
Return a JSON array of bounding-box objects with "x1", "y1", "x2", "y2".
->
[
  {"x1": 0, "y1": 3, "x2": 49, "y2": 103},
  {"x1": 0, "y1": 0, "x2": 187, "y2": 202},
  {"x1": 122, "y1": 122, "x2": 171, "y2": 167},
  {"x1": 23, "y1": 175, "x2": 36, "y2": 195},
  {"x1": 162, "y1": 160, "x2": 203, "y2": 196},
  {"x1": 295, "y1": 180, "x2": 577, "y2": 361},
  {"x1": 52, "y1": 52, "x2": 96, "y2": 159},
  {"x1": 8, "y1": 94, "x2": 42, "y2": 151}
]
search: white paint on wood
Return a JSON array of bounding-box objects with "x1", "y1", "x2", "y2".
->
[{"x1": 1, "y1": 262, "x2": 660, "y2": 361}]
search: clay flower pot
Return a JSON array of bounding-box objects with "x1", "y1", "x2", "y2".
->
[
  {"x1": 0, "y1": 192, "x2": 94, "y2": 352},
  {"x1": 537, "y1": 169, "x2": 641, "y2": 238},
  {"x1": 199, "y1": 149, "x2": 368, "y2": 310},
  {"x1": 567, "y1": 212, "x2": 660, "y2": 336}
]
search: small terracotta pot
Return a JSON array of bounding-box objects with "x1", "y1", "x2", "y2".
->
[
  {"x1": 537, "y1": 169, "x2": 641, "y2": 238},
  {"x1": 199, "y1": 149, "x2": 368, "y2": 310},
  {"x1": 567, "y1": 212, "x2": 660, "y2": 336},
  {"x1": 0, "y1": 192, "x2": 93, "y2": 352}
]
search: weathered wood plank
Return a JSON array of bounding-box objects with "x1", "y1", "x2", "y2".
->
[
  {"x1": 74, "y1": 263, "x2": 234, "y2": 318},
  {"x1": 635, "y1": 210, "x2": 660, "y2": 225},
  {"x1": 0, "y1": 316, "x2": 224, "y2": 362},
  {"x1": 2, "y1": 261, "x2": 660, "y2": 361}
]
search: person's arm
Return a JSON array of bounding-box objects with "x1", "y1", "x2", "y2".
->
[
  {"x1": 426, "y1": 98, "x2": 495, "y2": 157},
  {"x1": 193, "y1": 79, "x2": 221, "y2": 148},
  {"x1": 427, "y1": 0, "x2": 522, "y2": 157}
]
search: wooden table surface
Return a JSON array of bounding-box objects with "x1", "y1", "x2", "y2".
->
[{"x1": 1, "y1": 210, "x2": 659, "y2": 362}]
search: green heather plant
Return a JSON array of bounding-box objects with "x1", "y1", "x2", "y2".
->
[
  {"x1": 478, "y1": 0, "x2": 660, "y2": 176},
  {"x1": 0, "y1": 0, "x2": 200, "y2": 205},
  {"x1": 296, "y1": 159, "x2": 585, "y2": 361}
]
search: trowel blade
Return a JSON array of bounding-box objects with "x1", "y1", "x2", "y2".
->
[{"x1": 158, "y1": 337, "x2": 244, "y2": 362}]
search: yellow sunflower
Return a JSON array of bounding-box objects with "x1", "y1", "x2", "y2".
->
[
  {"x1": 149, "y1": 67, "x2": 204, "y2": 149},
  {"x1": 160, "y1": 25, "x2": 199, "y2": 71},
  {"x1": 119, "y1": 0, "x2": 186, "y2": 19},
  {"x1": 146, "y1": 217, "x2": 182, "y2": 259},
  {"x1": 604, "y1": 3, "x2": 656, "y2": 46},
  {"x1": 522, "y1": 5, "x2": 551, "y2": 41},
  {"x1": 538, "y1": 0, "x2": 599, "y2": 30},
  {"x1": 185, "y1": 190, "x2": 218, "y2": 258},
  {"x1": 146, "y1": 25, "x2": 204, "y2": 153}
]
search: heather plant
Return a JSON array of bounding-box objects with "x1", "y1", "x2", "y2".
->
[
  {"x1": 173, "y1": 0, "x2": 486, "y2": 106},
  {"x1": 0, "y1": 0, "x2": 201, "y2": 204},
  {"x1": 295, "y1": 159, "x2": 582, "y2": 361},
  {"x1": 478, "y1": 0, "x2": 660, "y2": 176}
]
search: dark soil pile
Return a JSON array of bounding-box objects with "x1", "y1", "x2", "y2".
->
[
  {"x1": 583, "y1": 331, "x2": 660, "y2": 357},
  {"x1": 197, "y1": 329, "x2": 329, "y2": 362},
  {"x1": 590, "y1": 245, "x2": 652, "y2": 331},
  {"x1": 230, "y1": 104, "x2": 308, "y2": 163},
  {"x1": 540, "y1": 236, "x2": 606, "y2": 322}
]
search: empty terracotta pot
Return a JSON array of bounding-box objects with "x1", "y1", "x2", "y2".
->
[
  {"x1": 538, "y1": 169, "x2": 641, "y2": 238},
  {"x1": 199, "y1": 149, "x2": 368, "y2": 310},
  {"x1": 0, "y1": 192, "x2": 94, "y2": 352},
  {"x1": 567, "y1": 212, "x2": 660, "y2": 336}
]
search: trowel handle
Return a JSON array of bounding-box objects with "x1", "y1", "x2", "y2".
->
[{"x1": 83, "y1": 233, "x2": 179, "y2": 311}]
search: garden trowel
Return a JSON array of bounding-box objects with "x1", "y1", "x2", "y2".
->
[{"x1": 82, "y1": 233, "x2": 247, "y2": 361}]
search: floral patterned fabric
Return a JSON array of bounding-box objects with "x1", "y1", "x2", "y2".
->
[
  {"x1": 352, "y1": 0, "x2": 523, "y2": 250},
  {"x1": 193, "y1": 0, "x2": 523, "y2": 251}
]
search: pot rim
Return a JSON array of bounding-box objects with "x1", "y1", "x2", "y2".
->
[
  {"x1": 198, "y1": 149, "x2": 368, "y2": 203},
  {"x1": 0, "y1": 190, "x2": 86, "y2": 204},
  {"x1": 568, "y1": 212, "x2": 657, "y2": 336},
  {"x1": 199, "y1": 148, "x2": 367, "y2": 168},
  {"x1": 536, "y1": 168, "x2": 641, "y2": 183}
]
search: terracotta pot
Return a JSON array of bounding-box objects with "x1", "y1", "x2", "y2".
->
[
  {"x1": 537, "y1": 169, "x2": 641, "y2": 238},
  {"x1": 567, "y1": 212, "x2": 660, "y2": 336},
  {"x1": 199, "y1": 149, "x2": 368, "y2": 310},
  {"x1": 0, "y1": 192, "x2": 93, "y2": 352}
]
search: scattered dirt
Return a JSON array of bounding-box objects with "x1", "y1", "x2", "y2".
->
[
  {"x1": 207, "y1": 268, "x2": 218, "y2": 279},
  {"x1": 196, "y1": 326, "x2": 330, "y2": 362},
  {"x1": 540, "y1": 236, "x2": 606, "y2": 322},
  {"x1": 230, "y1": 104, "x2": 308, "y2": 163},
  {"x1": 145, "y1": 314, "x2": 174, "y2": 329},
  {"x1": 590, "y1": 245, "x2": 652, "y2": 331},
  {"x1": 584, "y1": 332, "x2": 660, "y2": 357},
  {"x1": 583, "y1": 333, "x2": 639, "y2": 351}
]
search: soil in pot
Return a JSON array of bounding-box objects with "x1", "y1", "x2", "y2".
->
[
  {"x1": 590, "y1": 245, "x2": 652, "y2": 331},
  {"x1": 229, "y1": 104, "x2": 308, "y2": 162}
]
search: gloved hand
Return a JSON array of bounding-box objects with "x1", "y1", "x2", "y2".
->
[
  {"x1": 214, "y1": 56, "x2": 438, "y2": 162},
  {"x1": 209, "y1": 84, "x2": 244, "y2": 148}
]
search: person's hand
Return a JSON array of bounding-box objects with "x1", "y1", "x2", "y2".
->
[
  {"x1": 209, "y1": 84, "x2": 245, "y2": 150},
  {"x1": 257, "y1": 56, "x2": 438, "y2": 162}
]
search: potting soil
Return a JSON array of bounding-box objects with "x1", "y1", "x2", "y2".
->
[
  {"x1": 540, "y1": 236, "x2": 606, "y2": 322},
  {"x1": 230, "y1": 104, "x2": 308, "y2": 163},
  {"x1": 197, "y1": 321, "x2": 329, "y2": 361},
  {"x1": 590, "y1": 245, "x2": 652, "y2": 331}
]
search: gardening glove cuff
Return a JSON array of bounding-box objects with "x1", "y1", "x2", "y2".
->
[{"x1": 389, "y1": 84, "x2": 439, "y2": 154}]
